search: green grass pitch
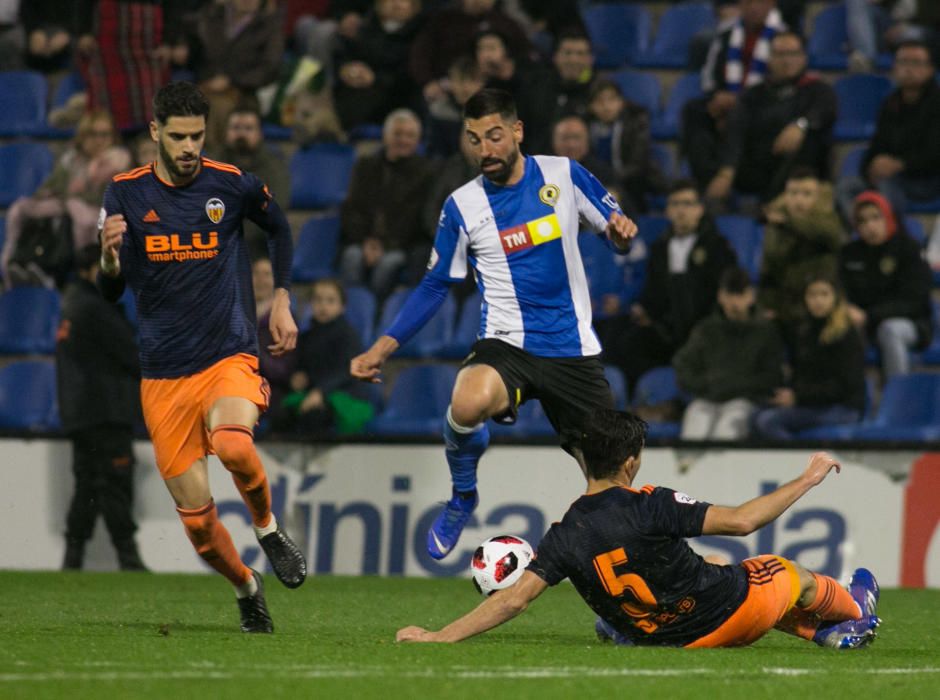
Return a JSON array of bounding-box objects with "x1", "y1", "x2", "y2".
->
[{"x1": 1, "y1": 571, "x2": 937, "y2": 699}]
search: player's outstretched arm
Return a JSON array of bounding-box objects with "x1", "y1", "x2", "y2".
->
[
  {"x1": 606, "y1": 211, "x2": 638, "y2": 251},
  {"x1": 701, "y1": 451, "x2": 841, "y2": 536},
  {"x1": 396, "y1": 571, "x2": 548, "y2": 643},
  {"x1": 350, "y1": 335, "x2": 400, "y2": 384}
]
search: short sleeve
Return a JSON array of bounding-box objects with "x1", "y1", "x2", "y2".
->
[
  {"x1": 426, "y1": 197, "x2": 469, "y2": 283},
  {"x1": 525, "y1": 526, "x2": 568, "y2": 586},
  {"x1": 644, "y1": 487, "x2": 711, "y2": 539},
  {"x1": 570, "y1": 160, "x2": 622, "y2": 233}
]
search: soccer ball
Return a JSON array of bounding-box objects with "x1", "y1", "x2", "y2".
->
[{"x1": 470, "y1": 535, "x2": 534, "y2": 596}]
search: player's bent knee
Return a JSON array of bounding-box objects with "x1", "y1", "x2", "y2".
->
[{"x1": 210, "y1": 424, "x2": 256, "y2": 469}]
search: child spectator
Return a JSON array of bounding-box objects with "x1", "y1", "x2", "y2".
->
[
  {"x1": 281, "y1": 279, "x2": 374, "y2": 435},
  {"x1": 752, "y1": 273, "x2": 867, "y2": 439}
]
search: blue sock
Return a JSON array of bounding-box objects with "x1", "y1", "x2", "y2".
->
[{"x1": 443, "y1": 406, "x2": 489, "y2": 494}]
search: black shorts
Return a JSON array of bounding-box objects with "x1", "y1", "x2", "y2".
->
[{"x1": 462, "y1": 338, "x2": 614, "y2": 452}]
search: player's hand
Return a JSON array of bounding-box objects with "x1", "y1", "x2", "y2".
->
[
  {"x1": 350, "y1": 336, "x2": 399, "y2": 383},
  {"x1": 268, "y1": 290, "x2": 298, "y2": 356},
  {"x1": 802, "y1": 451, "x2": 841, "y2": 486},
  {"x1": 396, "y1": 626, "x2": 437, "y2": 642},
  {"x1": 100, "y1": 214, "x2": 126, "y2": 276},
  {"x1": 606, "y1": 211, "x2": 637, "y2": 251}
]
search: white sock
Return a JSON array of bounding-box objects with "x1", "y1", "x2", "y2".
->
[
  {"x1": 235, "y1": 572, "x2": 258, "y2": 599},
  {"x1": 253, "y1": 512, "x2": 278, "y2": 539}
]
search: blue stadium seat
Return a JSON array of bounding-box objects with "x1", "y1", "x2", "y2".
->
[
  {"x1": 851, "y1": 373, "x2": 940, "y2": 441},
  {"x1": 367, "y1": 364, "x2": 457, "y2": 436},
  {"x1": 833, "y1": 74, "x2": 893, "y2": 141},
  {"x1": 906, "y1": 197, "x2": 940, "y2": 215},
  {"x1": 583, "y1": 4, "x2": 652, "y2": 69},
  {"x1": 378, "y1": 288, "x2": 456, "y2": 358},
  {"x1": 604, "y1": 364, "x2": 628, "y2": 409},
  {"x1": 633, "y1": 365, "x2": 682, "y2": 439},
  {"x1": 0, "y1": 287, "x2": 60, "y2": 354},
  {"x1": 441, "y1": 292, "x2": 481, "y2": 359},
  {"x1": 807, "y1": 4, "x2": 893, "y2": 71},
  {"x1": 51, "y1": 71, "x2": 85, "y2": 109},
  {"x1": 649, "y1": 142, "x2": 674, "y2": 180},
  {"x1": 344, "y1": 284, "x2": 376, "y2": 347},
  {"x1": 0, "y1": 359, "x2": 58, "y2": 430},
  {"x1": 635, "y1": 2, "x2": 715, "y2": 69},
  {"x1": 652, "y1": 72, "x2": 703, "y2": 139},
  {"x1": 291, "y1": 215, "x2": 341, "y2": 282},
  {"x1": 0, "y1": 71, "x2": 47, "y2": 137},
  {"x1": 289, "y1": 143, "x2": 356, "y2": 209},
  {"x1": 716, "y1": 215, "x2": 763, "y2": 282},
  {"x1": 0, "y1": 142, "x2": 55, "y2": 207},
  {"x1": 489, "y1": 399, "x2": 555, "y2": 439},
  {"x1": 795, "y1": 375, "x2": 876, "y2": 440},
  {"x1": 261, "y1": 123, "x2": 292, "y2": 141},
  {"x1": 606, "y1": 69, "x2": 662, "y2": 119},
  {"x1": 904, "y1": 216, "x2": 926, "y2": 246},
  {"x1": 839, "y1": 144, "x2": 866, "y2": 179},
  {"x1": 0, "y1": 218, "x2": 5, "y2": 266},
  {"x1": 916, "y1": 300, "x2": 940, "y2": 365},
  {"x1": 635, "y1": 214, "x2": 671, "y2": 243}
]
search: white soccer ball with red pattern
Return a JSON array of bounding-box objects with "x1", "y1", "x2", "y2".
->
[{"x1": 470, "y1": 535, "x2": 534, "y2": 596}]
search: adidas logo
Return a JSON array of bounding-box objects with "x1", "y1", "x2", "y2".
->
[{"x1": 143, "y1": 209, "x2": 160, "y2": 223}]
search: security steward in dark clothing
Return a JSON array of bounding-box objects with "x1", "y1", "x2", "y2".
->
[{"x1": 56, "y1": 244, "x2": 146, "y2": 571}]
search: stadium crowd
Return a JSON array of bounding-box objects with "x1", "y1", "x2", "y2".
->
[{"x1": 1, "y1": 0, "x2": 939, "y2": 442}]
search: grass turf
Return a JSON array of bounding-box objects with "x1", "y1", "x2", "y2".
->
[{"x1": 0, "y1": 571, "x2": 936, "y2": 699}]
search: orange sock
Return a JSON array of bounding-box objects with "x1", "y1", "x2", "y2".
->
[
  {"x1": 210, "y1": 425, "x2": 272, "y2": 528},
  {"x1": 177, "y1": 500, "x2": 252, "y2": 587},
  {"x1": 803, "y1": 574, "x2": 862, "y2": 621}
]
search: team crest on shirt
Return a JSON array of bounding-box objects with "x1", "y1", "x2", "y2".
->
[
  {"x1": 205, "y1": 198, "x2": 225, "y2": 224},
  {"x1": 538, "y1": 184, "x2": 560, "y2": 207}
]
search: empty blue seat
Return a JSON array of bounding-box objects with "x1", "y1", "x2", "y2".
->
[
  {"x1": 807, "y1": 4, "x2": 892, "y2": 71},
  {"x1": 851, "y1": 373, "x2": 940, "y2": 441},
  {"x1": 0, "y1": 286, "x2": 60, "y2": 354},
  {"x1": 636, "y1": 2, "x2": 716, "y2": 69},
  {"x1": 653, "y1": 72, "x2": 703, "y2": 139},
  {"x1": 717, "y1": 215, "x2": 763, "y2": 282},
  {"x1": 367, "y1": 364, "x2": 457, "y2": 436},
  {"x1": 916, "y1": 300, "x2": 940, "y2": 365},
  {"x1": 441, "y1": 292, "x2": 481, "y2": 359},
  {"x1": 633, "y1": 365, "x2": 682, "y2": 439},
  {"x1": 906, "y1": 197, "x2": 940, "y2": 215},
  {"x1": 289, "y1": 143, "x2": 356, "y2": 209},
  {"x1": 378, "y1": 288, "x2": 456, "y2": 358},
  {"x1": 606, "y1": 69, "x2": 662, "y2": 119},
  {"x1": 291, "y1": 215, "x2": 341, "y2": 282},
  {"x1": 0, "y1": 359, "x2": 58, "y2": 430},
  {"x1": 51, "y1": 71, "x2": 85, "y2": 109},
  {"x1": 0, "y1": 71, "x2": 47, "y2": 137},
  {"x1": 343, "y1": 284, "x2": 376, "y2": 347},
  {"x1": 583, "y1": 4, "x2": 652, "y2": 69},
  {"x1": 833, "y1": 74, "x2": 893, "y2": 141},
  {"x1": 0, "y1": 142, "x2": 55, "y2": 207}
]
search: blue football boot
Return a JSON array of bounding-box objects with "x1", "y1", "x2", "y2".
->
[{"x1": 426, "y1": 489, "x2": 478, "y2": 560}]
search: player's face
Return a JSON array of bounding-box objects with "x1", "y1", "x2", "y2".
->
[
  {"x1": 152, "y1": 115, "x2": 205, "y2": 180},
  {"x1": 665, "y1": 189, "x2": 704, "y2": 235},
  {"x1": 311, "y1": 283, "x2": 345, "y2": 324},
  {"x1": 783, "y1": 177, "x2": 819, "y2": 218},
  {"x1": 465, "y1": 113, "x2": 523, "y2": 185},
  {"x1": 805, "y1": 280, "x2": 836, "y2": 319},
  {"x1": 855, "y1": 204, "x2": 889, "y2": 246}
]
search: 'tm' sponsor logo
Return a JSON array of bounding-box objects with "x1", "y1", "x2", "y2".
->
[{"x1": 498, "y1": 213, "x2": 562, "y2": 255}]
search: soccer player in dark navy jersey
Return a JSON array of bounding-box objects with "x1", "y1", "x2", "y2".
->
[
  {"x1": 99, "y1": 82, "x2": 305, "y2": 633},
  {"x1": 397, "y1": 410, "x2": 881, "y2": 649}
]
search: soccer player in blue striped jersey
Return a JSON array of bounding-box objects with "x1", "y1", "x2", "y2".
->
[
  {"x1": 351, "y1": 89, "x2": 639, "y2": 560},
  {"x1": 98, "y1": 82, "x2": 305, "y2": 633}
]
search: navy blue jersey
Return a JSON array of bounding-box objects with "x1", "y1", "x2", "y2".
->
[
  {"x1": 527, "y1": 486, "x2": 750, "y2": 647},
  {"x1": 101, "y1": 158, "x2": 292, "y2": 379}
]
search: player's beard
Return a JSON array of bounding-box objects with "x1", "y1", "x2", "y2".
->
[
  {"x1": 479, "y1": 147, "x2": 519, "y2": 185},
  {"x1": 158, "y1": 138, "x2": 199, "y2": 180}
]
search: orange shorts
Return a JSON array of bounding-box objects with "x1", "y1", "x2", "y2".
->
[
  {"x1": 685, "y1": 555, "x2": 802, "y2": 648},
  {"x1": 141, "y1": 353, "x2": 270, "y2": 479}
]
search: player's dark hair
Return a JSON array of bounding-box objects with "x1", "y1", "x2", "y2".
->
[
  {"x1": 153, "y1": 82, "x2": 210, "y2": 124},
  {"x1": 719, "y1": 266, "x2": 752, "y2": 294},
  {"x1": 463, "y1": 88, "x2": 518, "y2": 122},
  {"x1": 580, "y1": 410, "x2": 648, "y2": 480}
]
